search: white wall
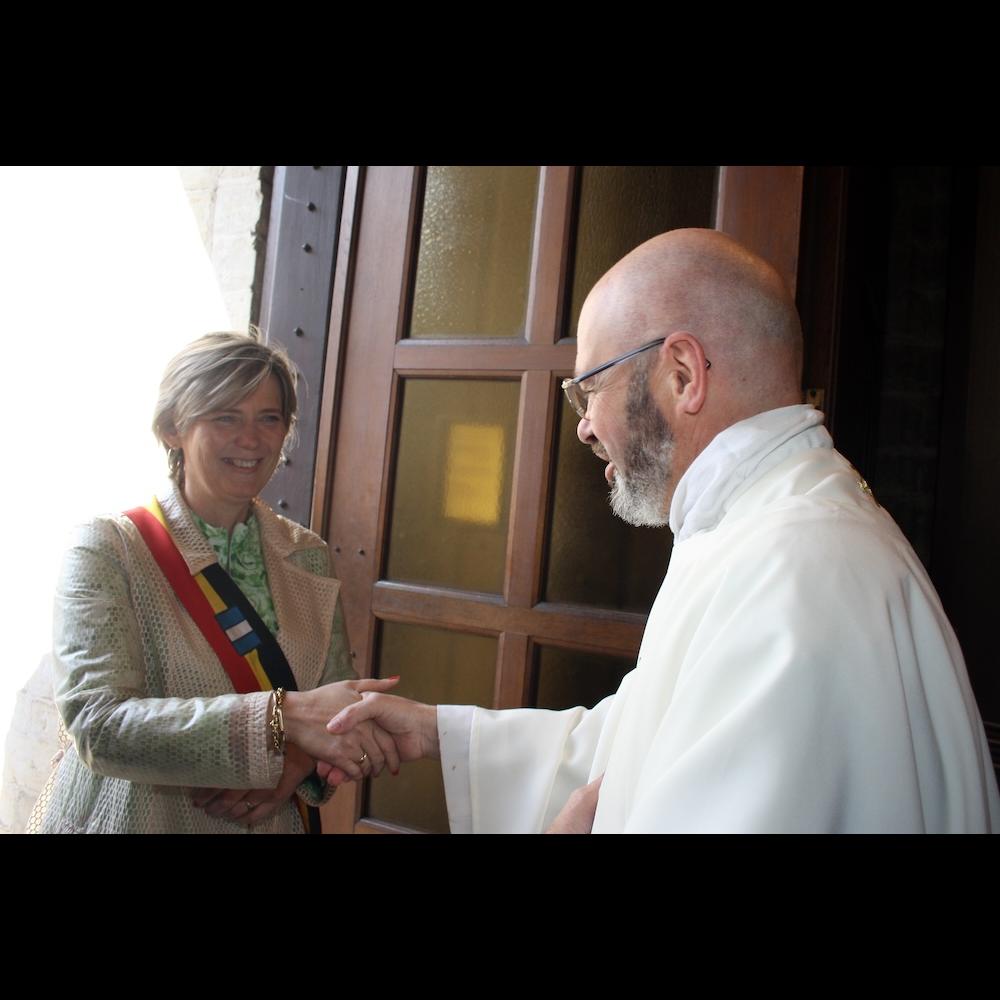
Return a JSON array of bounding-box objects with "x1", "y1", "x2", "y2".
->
[{"x1": 0, "y1": 166, "x2": 266, "y2": 834}]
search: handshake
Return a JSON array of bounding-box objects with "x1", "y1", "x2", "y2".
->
[
  {"x1": 192, "y1": 678, "x2": 438, "y2": 828},
  {"x1": 281, "y1": 677, "x2": 438, "y2": 785},
  {"x1": 281, "y1": 677, "x2": 604, "y2": 833}
]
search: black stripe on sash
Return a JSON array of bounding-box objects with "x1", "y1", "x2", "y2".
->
[{"x1": 200, "y1": 563, "x2": 298, "y2": 693}]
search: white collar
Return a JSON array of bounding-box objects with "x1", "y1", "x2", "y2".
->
[{"x1": 668, "y1": 404, "x2": 833, "y2": 542}]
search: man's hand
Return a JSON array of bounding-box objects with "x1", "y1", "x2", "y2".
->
[
  {"x1": 545, "y1": 774, "x2": 604, "y2": 834},
  {"x1": 317, "y1": 693, "x2": 439, "y2": 784}
]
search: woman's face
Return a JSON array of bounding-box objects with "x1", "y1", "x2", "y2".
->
[{"x1": 165, "y1": 374, "x2": 288, "y2": 528}]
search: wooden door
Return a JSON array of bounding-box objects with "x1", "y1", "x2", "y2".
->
[{"x1": 315, "y1": 165, "x2": 804, "y2": 833}]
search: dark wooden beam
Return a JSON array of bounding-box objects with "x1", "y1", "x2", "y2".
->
[{"x1": 258, "y1": 165, "x2": 345, "y2": 527}]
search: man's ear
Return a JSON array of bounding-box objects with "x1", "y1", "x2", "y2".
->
[{"x1": 659, "y1": 332, "x2": 709, "y2": 415}]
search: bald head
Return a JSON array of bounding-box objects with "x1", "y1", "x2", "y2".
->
[
  {"x1": 572, "y1": 230, "x2": 806, "y2": 517},
  {"x1": 578, "y1": 228, "x2": 803, "y2": 415}
]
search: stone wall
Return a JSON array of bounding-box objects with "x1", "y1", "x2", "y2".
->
[
  {"x1": 177, "y1": 166, "x2": 270, "y2": 330},
  {"x1": 0, "y1": 657, "x2": 62, "y2": 834}
]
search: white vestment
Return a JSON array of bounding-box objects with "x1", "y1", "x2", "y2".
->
[{"x1": 438, "y1": 406, "x2": 1000, "y2": 833}]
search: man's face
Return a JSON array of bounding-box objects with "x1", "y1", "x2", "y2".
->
[
  {"x1": 575, "y1": 283, "x2": 676, "y2": 527},
  {"x1": 575, "y1": 351, "x2": 675, "y2": 528},
  {"x1": 606, "y1": 361, "x2": 675, "y2": 527}
]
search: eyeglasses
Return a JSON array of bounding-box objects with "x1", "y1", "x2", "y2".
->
[{"x1": 561, "y1": 337, "x2": 711, "y2": 418}]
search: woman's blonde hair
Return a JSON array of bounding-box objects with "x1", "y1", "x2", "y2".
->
[{"x1": 152, "y1": 329, "x2": 298, "y2": 481}]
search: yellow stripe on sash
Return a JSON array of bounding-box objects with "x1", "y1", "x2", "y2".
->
[
  {"x1": 148, "y1": 496, "x2": 170, "y2": 531},
  {"x1": 245, "y1": 648, "x2": 273, "y2": 691},
  {"x1": 194, "y1": 573, "x2": 228, "y2": 613}
]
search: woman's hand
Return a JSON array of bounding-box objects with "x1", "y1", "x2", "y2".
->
[
  {"x1": 192, "y1": 742, "x2": 317, "y2": 827},
  {"x1": 282, "y1": 677, "x2": 403, "y2": 781}
]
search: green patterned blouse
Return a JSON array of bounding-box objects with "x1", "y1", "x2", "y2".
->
[{"x1": 191, "y1": 511, "x2": 280, "y2": 635}]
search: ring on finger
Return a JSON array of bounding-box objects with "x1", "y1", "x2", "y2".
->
[
  {"x1": 245, "y1": 801, "x2": 257, "y2": 812},
  {"x1": 358, "y1": 751, "x2": 369, "y2": 767}
]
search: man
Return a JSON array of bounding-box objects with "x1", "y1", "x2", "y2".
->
[{"x1": 323, "y1": 228, "x2": 1000, "y2": 833}]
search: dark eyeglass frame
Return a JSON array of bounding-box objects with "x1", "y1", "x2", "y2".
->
[{"x1": 561, "y1": 337, "x2": 711, "y2": 418}]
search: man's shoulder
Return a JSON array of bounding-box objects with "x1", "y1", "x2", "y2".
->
[
  {"x1": 721, "y1": 447, "x2": 911, "y2": 566},
  {"x1": 700, "y1": 468, "x2": 927, "y2": 613},
  {"x1": 742, "y1": 493, "x2": 915, "y2": 580}
]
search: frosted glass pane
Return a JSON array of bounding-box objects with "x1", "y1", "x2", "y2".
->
[
  {"x1": 386, "y1": 378, "x2": 519, "y2": 594},
  {"x1": 367, "y1": 621, "x2": 497, "y2": 833},
  {"x1": 409, "y1": 166, "x2": 539, "y2": 339},
  {"x1": 568, "y1": 166, "x2": 717, "y2": 336},
  {"x1": 534, "y1": 644, "x2": 634, "y2": 711},
  {"x1": 544, "y1": 381, "x2": 672, "y2": 612}
]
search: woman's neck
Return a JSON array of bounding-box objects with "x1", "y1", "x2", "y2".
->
[{"x1": 180, "y1": 484, "x2": 251, "y2": 534}]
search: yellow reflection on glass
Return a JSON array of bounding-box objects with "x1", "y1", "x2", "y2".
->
[
  {"x1": 444, "y1": 424, "x2": 504, "y2": 525},
  {"x1": 409, "y1": 166, "x2": 539, "y2": 339},
  {"x1": 567, "y1": 166, "x2": 717, "y2": 337},
  {"x1": 534, "y1": 644, "x2": 635, "y2": 711},
  {"x1": 387, "y1": 379, "x2": 519, "y2": 594},
  {"x1": 544, "y1": 380, "x2": 672, "y2": 613},
  {"x1": 368, "y1": 621, "x2": 497, "y2": 834}
]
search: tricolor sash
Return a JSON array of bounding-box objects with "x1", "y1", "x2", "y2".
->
[{"x1": 125, "y1": 497, "x2": 321, "y2": 834}]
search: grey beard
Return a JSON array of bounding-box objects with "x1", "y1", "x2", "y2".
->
[
  {"x1": 608, "y1": 364, "x2": 674, "y2": 527},
  {"x1": 609, "y1": 434, "x2": 674, "y2": 526}
]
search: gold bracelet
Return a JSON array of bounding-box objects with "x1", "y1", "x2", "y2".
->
[{"x1": 269, "y1": 687, "x2": 286, "y2": 755}]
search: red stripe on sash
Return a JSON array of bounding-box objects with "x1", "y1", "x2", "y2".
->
[{"x1": 124, "y1": 506, "x2": 261, "y2": 694}]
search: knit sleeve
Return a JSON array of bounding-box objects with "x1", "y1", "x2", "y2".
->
[{"x1": 52, "y1": 518, "x2": 284, "y2": 790}]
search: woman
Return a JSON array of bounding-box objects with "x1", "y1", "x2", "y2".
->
[{"x1": 33, "y1": 331, "x2": 396, "y2": 833}]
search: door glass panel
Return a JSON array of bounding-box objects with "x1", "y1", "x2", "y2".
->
[
  {"x1": 386, "y1": 378, "x2": 520, "y2": 594},
  {"x1": 409, "y1": 165, "x2": 539, "y2": 339},
  {"x1": 567, "y1": 165, "x2": 717, "y2": 336},
  {"x1": 367, "y1": 620, "x2": 497, "y2": 834},
  {"x1": 533, "y1": 644, "x2": 634, "y2": 711},
  {"x1": 544, "y1": 381, "x2": 671, "y2": 612}
]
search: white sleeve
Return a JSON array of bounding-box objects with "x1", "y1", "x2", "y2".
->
[{"x1": 438, "y1": 695, "x2": 618, "y2": 834}]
